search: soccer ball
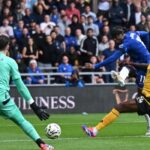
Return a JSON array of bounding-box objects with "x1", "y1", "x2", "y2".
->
[{"x1": 45, "y1": 123, "x2": 61, "y2": 139}]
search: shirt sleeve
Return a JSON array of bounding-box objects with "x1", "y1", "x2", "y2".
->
[
  {"x1": 10, "y1": 59, "x2": 33, "y2": 103},
  {"x1": 94, "y1": 50, "x2": 123, "y2": 69},
  {"x1": 14, "y1": 78, "x2": 33, "y2": 103},
  {"x1": 137, "y1": 31, "x2": 149, "y2": 50},
  {"x1": 10, "y1": 59, "x2": 21, "y2": 80}
]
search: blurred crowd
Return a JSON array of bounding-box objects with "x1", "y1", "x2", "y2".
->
[{"x1": 0, "y1": 0, "x2": 150, "y2": 84}]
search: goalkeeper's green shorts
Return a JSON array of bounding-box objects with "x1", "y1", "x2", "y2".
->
[{"x1": 0, "y1": 98, "x2": 24, "y2": 121}]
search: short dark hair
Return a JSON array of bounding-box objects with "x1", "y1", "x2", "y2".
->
[
  {"x1": 111, "y1": 26, "x2": 125, "y2": 38},
  {"x1": 0, "y1": 35, "x2": 10, "y2": 51},
  {"x1": 87, "y1": 28, "x2": 93, "y2": 33}
]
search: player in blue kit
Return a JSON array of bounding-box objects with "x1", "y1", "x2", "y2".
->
[{"x1": 83, "y1": 27, "x2": 150, "y2": 136}]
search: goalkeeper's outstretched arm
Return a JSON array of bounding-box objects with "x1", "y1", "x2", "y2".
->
[
  {"x1": 13, "y1": 78, "x2": 49, "y2": 120},
  {"x1": 14, "y1": 78, "x2": 34, "y2": 104}
]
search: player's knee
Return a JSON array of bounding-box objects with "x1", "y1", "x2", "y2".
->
[{"x1": 114, "y1": 103, "x2": 125, "y2": 113}]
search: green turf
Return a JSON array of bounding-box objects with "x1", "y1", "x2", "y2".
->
[{"x1": 0, "y1": 113, "x2": 150, "y2": 150}]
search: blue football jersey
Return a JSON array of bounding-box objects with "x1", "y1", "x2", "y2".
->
[{"x1": 119, "y1": 31, "x2": 150, "y2": 63}]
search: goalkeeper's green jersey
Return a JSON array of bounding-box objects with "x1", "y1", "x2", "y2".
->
[{"x1": 0, "y1": 52, "x2": 32, "y2": 102}]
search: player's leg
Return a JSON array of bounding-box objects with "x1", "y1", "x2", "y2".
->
[
  {"x1": 1, "y1": 99, "x2": 54, "y2": 150},
  {"x1": 132, "y1": 92, "x2": 150, "y2": 136},
  {"x1": 113, "y1": 89, "x2": 121, "y2": 104},
  {"x1": 82, "y1": 99, "x2": 138, "y2": 137},
  {"x1": 144, "y1": 114, "x2": 150, "y2": 136},
  {"x1": 111, "y1": 66, "x2": 130, "y2": 86}
]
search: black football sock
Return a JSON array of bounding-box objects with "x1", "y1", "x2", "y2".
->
[{"x1": 36, "y1": 138, "x2": 45, "y2": 147}]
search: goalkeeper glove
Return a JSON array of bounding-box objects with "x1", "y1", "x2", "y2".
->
[{"x1": 30, "y1": 102, "x2": 49, "y2": 120}]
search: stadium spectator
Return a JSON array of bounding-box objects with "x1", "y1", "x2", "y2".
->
[
  {"x1": 0, "y1": 7, "x2": 12, "y2": 23},
  {"x1": 131, "y1": 5, "x2": 142, "y2": 25},
  {"x1": 98, "y1": 35, "x2": 109, "y2": 54},
  {"x1": 44, "y1": 0, "x2": 57, "y2": 11},
  {"x1": 102, "y1": 39, "x2": 117, "y2": 82},
  {"x1": 64, "y1": 27, "x2": 78, "y2": 51},
  {"x1": 67, "y1": 45, "x2": 79, "y2": 66},
  {"x1": 8, "y1": 14, "x2": 16, "y2": 27},
  {"x1": 98, "y1": 0, "x2": 110, "y2": 18},
  {"x1": 22, "y1": 37, "x2": 39, "y2": 66},
  {"x1": 14, "y1": 4, "x2": 24, "y2": 22},
  {"x1": 38, "y1": 35, "x2": 58, "y2": 67},
  {"x1": 80, "y1": 28, "x2": 99, "y2": 64},
  {"x1": 58, "y1": 0, "x2": 69, "y2": 11},
  {"x1": 69, "y1": 14, "x2": 84, "y2": 36},
  {"x1": 53, "y1": 25, "x2": 66, "y2": 51},
  {"x1": 28, "y1": 19, "x2": 37, "y2": 36},
  {"x1": 33, "y1": 4, "x2": 45, "y2": 24},
  {"x1": 75, "y1": 0, "x2": 87, "y2": 14},
  {"x1": 23, "y1": 8, "x2": 35, "y2": 27},
  {"x1": 40, "y1": 14, "x2": 56, "y2": 35},
  {"x1": 14, "y1": 20, "x2": 24, "y2": 42},
  {"x1": 94, "y1": 14, "x2": 104, "y2": 31},
  {"x1": 121, "y1": 0, "x2": 135, "y2": 27},
  {"x1": 50, "y1": 5, "x2": 60, "y2": 24},
  {"x1": 101, "y1": 25, "x2": 111, "y2": 38},
  {"x1": 80, "y1": 15, "x2": 87, "y2": 29},
  {"x1": 145, "y1": 20, "x2": 150, "y2": 32},
  {"x1": 24, "y1": 0, "x2": 37, "y2": 10},
  {"x1": 136, "y1": 14, "x2": 147, "y2": 31},
  {"x1": 19, "y1": 27, "x2": 30, "y2": 50},
  {"x1": 129, "y1": 24, "x2": 136, "y2": 31},
  {"x1": 90, "y1": 56, "x2": 105, "y2": 84},
  {"x1": 26, "y1": 59, "x2": 45, "y2": 84},
  {"x1": 65, "y1": 1, "x2": 80, "y2": 21},
  {"x1": 57, "y1": 14, "x2": 71, "y2": 36},
  {"x1": 141, "y1": 0, "x2": 150, "y2": 15},
  {"x1": 51, "y1": 30, "x2": 66, "y2": 55},
  {"x1": 9, "y1": 37, "x2": 20, "y2": 60},
  {"x1": 65, "y1": 69, "x2": 85, "y2": 88},
  {"x1": 32, "y1": 24, "x2": 45, "y2": 49},
  {"x1": 75, "y1": 28, "x2": 86, "y2": 49},
  {"x1": 109, "y1": 0, "x2": 124, "y2": 27},
  {"x1": 57, "y1": 55, "x2": 74, "y2": 83},
  {"x1": 35, "y1": 0, "x2": 49, "y2": 11},
  {"x1": 84, "y1": 16, "x2": 99, "y2": 36},
  {"x1": 82, "y1": 5, "x2": 97, "y2": 21},
  {"x1": 0, "y1": 18, "x2": 14, "y2": 37}
]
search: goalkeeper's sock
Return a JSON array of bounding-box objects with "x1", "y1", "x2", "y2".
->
[
  {"x1": 36, "y1": 138, "x2": 45, "y2": 147},
  {"x1": 95, "y1": 108, "x2": 120, "y2": 131}
]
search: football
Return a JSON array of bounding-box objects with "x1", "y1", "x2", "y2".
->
[{"x1": 45, "y1": 123, "x2": 61, "y2": 139}]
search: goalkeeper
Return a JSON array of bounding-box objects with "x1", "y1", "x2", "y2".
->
[{"x1": 0, "y1": 34, "x2": 54, "y2": 150}]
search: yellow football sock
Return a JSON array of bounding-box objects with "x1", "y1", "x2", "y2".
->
[{"x1": 96, "y1": 108, "x2": 120, "y2": 131}]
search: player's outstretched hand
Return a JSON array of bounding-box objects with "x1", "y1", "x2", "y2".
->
[
  {"x1": 85, "y1": 63, "x2": 94, "y2": 69},
  {"x1": 30, "y1": 102, "x2": 50, "y2": 121}
]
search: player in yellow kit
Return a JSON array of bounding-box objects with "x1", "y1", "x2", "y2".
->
[{"x1": 82, "y1": 62, "x2": 150, "y2": 137}]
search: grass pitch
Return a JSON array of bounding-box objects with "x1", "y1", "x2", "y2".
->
[{"x1": 0, "y1": 113, "x2": 150, "y2": 150}]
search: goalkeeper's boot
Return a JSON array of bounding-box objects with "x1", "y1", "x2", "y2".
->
[
  {"x1": 40, "y1": 144, "x2": 54, "y2": 150},
  {"x1": 82, "y1": 125, "x2": 98, "y2": 137},
  {"x1": 111, "y1": 71, "x2": 125, "y2": 87}
]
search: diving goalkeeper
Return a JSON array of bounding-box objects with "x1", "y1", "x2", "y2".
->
[{"x1": 0, "y1": 34, "x2": 54, "y2": 150}]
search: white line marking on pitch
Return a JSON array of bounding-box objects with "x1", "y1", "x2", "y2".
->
[
  {"x1": 0, "y1": 135, "x2": 149, "y2": 143},
  {"x1": 0, "y1": 121, "x2": 146, "y2": 127}
]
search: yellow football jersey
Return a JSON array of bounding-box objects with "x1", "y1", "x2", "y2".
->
[{"x1": 142, "y1": 65, "x2": 150, "y2": 97}]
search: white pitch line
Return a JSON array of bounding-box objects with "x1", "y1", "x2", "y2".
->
[
  {"x1": 0, "y1": 135, "x2": 149, "y2": 143},
  {"x1": 0, "y1": 121, "x2": 146, "y2": 127}
]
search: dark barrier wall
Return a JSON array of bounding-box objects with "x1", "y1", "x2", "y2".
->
[{"x1": 10, "y1": 85, "x2": 137, "y2": 114}]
